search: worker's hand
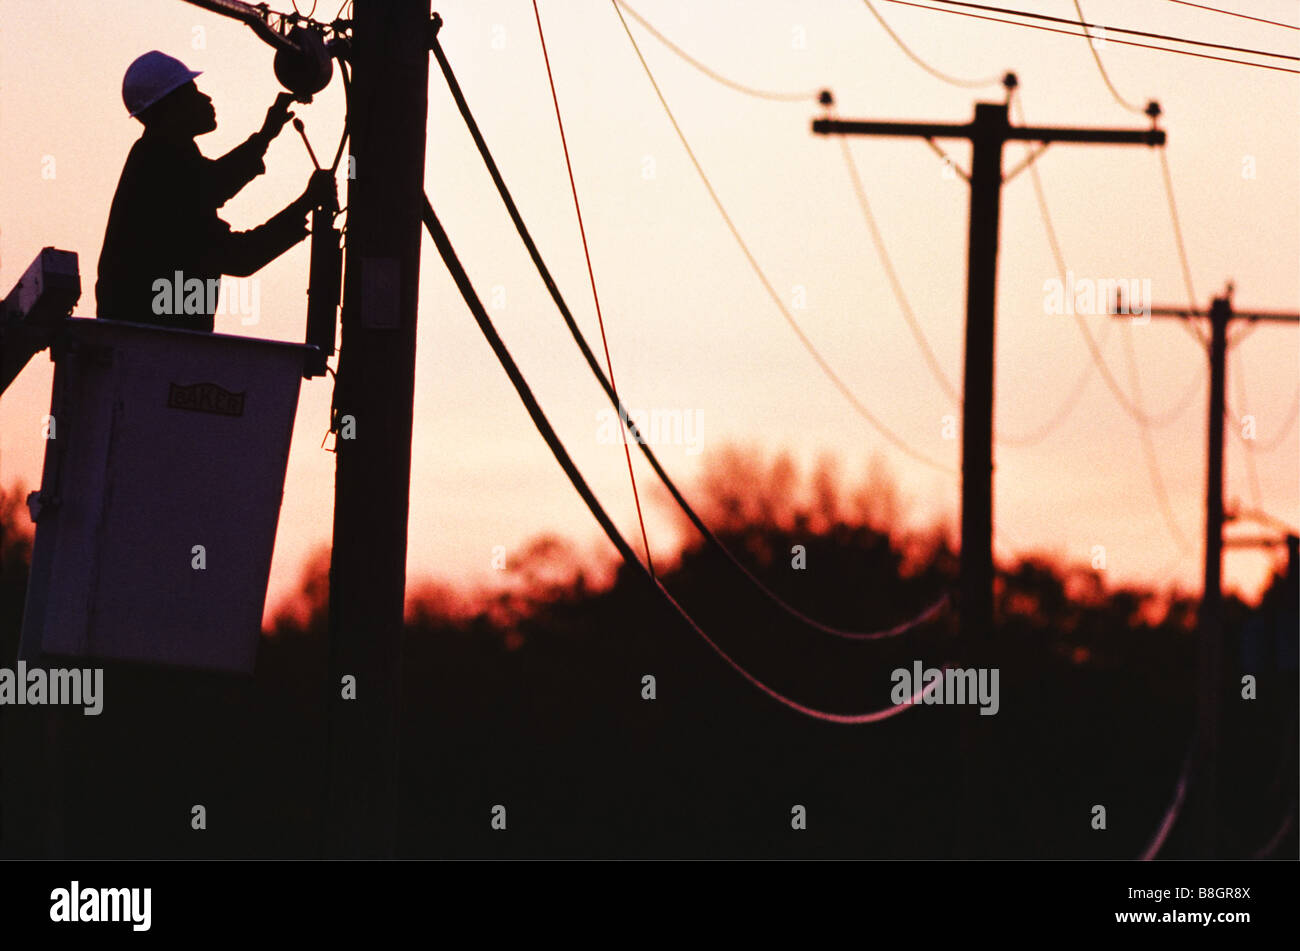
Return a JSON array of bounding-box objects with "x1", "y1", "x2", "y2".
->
[
  {"x1": 259, "y1": 92, "x2": 296, "y2": 141},
  {"x1": 298, "y1": 169, "x2": 338, "y2": 211}
]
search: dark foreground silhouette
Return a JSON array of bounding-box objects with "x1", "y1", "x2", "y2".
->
[{"x1": 0, "y1": 447, "x2": 1294, "y2": 858}]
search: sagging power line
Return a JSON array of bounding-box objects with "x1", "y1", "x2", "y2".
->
[
  {"x1": 1164, "y1": 0, "x2": 1300, "y2": 32},
  {"x1": 606, "y1": 9, "x2": 1186, "y2": 459},
  {"x1": 427, "y1": 25, "x2": 952, "y2": 642},
  {"x1": 533, "y1": 0, "x2": 657, "y2": 578},
  {"x1": 420, "y1": 193, "x2": 949, "y2": 725},
  {"x1": 610, "y1": 0, "x2": 958, "y2": 476},
  {"x1": 1121, "y1": 287, "x2": 1300, "y2": 857},
  {"x1": 880, "y1": 0, "x2": 1300, "y2": 74},
  {"x1": 814, "y1": 76, "x2": 1167, "y2": 651},
  {"x1": 862, "y1": 0, "x2": 1005, "y2": 88},
  {"x1": 614, "y1": 0, "x2": 823, "y2": 102}
]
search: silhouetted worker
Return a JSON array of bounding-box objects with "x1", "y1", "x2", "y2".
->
[{"x1": 96, "y1": 51, "x2": 335, "y2": 332}]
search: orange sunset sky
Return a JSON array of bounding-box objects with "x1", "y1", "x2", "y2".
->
[{"x1": 2, "y1": 0, "x2": 1297, "y2": 621}]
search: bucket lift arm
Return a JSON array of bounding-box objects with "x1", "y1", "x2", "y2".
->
[{"x1": 0, "y1": 248, "x2": 80, "y2": 397}]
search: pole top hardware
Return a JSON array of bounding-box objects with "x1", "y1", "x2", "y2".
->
[{"x1": 275, "y1": 24, "x2": 334, "y2": 100}]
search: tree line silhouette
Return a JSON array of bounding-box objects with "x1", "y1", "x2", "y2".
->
[{"x1": 0, "y1": 445, "x2": 1293, "y2": 857}]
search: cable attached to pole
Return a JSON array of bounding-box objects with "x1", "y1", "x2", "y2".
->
[
  {"x1": 1013, "y1": 91, "x2": 1197, "y2": 554},
  {"x1": 1138, "y1": 745, "x2": 1193, "y2": 859},
  {"x1": 1166, "y1": 0, "x2": 1299, "y2": 32},
  {"x1": 427, "y1": 29, "x2": 951, "y2": 641},
  {"x1": 1013, "y1": 94, "x2": 1205, "y2": 431},
  {"x1": 881, "y1": 0, "x2": 1300, "y2": 74},
  {"x1": 532, "y1": 0, "x2": 656, "y2": 577},
  {"x1": 615, "y1": 0, "x2": 821, "y2": 102},
  {"x1": 1228, "y1": 384, "x2": 1300, "y2": 454},
  {"x1": 839, "y1": 138, "x2": 961, "y2": 405},
  {"x1": 1071, "y1": 0, "x2": 1147, "y2": 114},
  {"x1": 862, "y1": 0, "x2": 1003, "y2": 88},
  {"x1": 609, "y1": 0, "x2": 956, "y2": 476},
  {"x1": 421, "y1": 191, "x2": 945, "y2": 723}
]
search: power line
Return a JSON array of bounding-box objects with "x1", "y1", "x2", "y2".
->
[
  {"x1": 1251, "y1": 802, "x2": 1296, "y2": 858},
  {"x1": 421, "y1": 192, "x2": 946, "y2": 724},
  {"x1": 427, "y1": 28, "x2": 952, "y2": 642},
  {"x1": 879, "y1": 0, "x2": 1300, "y2": 74},
  {"x1": 1071, "y1": 0, "x2": 1147, "y2": 114},
  {"x1": 330, "y1": 58, "x2": 352, "y2": 174},
  {"x1": 611, "y1": 0, "x2": 1082, "y2": 450},
  {"x1": 1230, "y1": 348, "x2": 1264, "y2": 508},
  {"x1": 920, "y1": 0, "x2": 1299, "y2": 60},
  {"x1": 1121, "y1": 319, "x2": 1195, "y2": 552},
  {"x1": 1157, "y1": 148, "x2": 1211, "y2": 346},
  {"x1": 996, "y1": 122, "x2": 1118, "y2": 450},
  {"x1": 1014, "y1": 94, "x2": 1205, "y2": 430},
  {"x1": 839, "y1": 123, "x2": 1119, "y2": 448},
  {"x1": 1139, "y1": 746, "x2": 1193, "y2": 859},
  {"x1": 1165, "y1": 0, "x2": 1300, "y2": 32},
  {"x1": 548, "y1": 0, "x2": 1189, "y2": 456},
  {"x1": 1229, "y1": 383, "x2": 1300, "y2": 453},
  {"x1": 861, "y1": 0, "x2": 1004, "y2": 88},
  {"x1": 997, "y1": 316, "x2": 1112, "y2": 447},
  {"x1": 996, "y1": 113, "x2": 1112, "y2": 449},
  {"x1": 610, "y1": 0, "x2": 958, "y2": 475},
  {"x1": 614, "y1": 0, "x2": 820, "y2": 102},
  {"x1": 1014, "y1": 93, "x2": 1197, "y2": 553},
  {"x1": 532, "y1": 0, "x2": 657, "y2": 577},
  {"x1": 839, "y1": 137, "x2": 962, "y2": 404},
  {"x1": 1149, "y1": 538, "x2": 1199, "y2": 586}
]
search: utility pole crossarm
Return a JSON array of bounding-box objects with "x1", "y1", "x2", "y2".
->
[
  {"x1": 813, "y1": 118, "x2": 972, "y2": 139},
  {"x1": 1010, "y1": 126, "x2": 1164, "y2": 146},
  {"x1": 1147, "y1": 306, "x2": 1299, "y2": 322},
  {"x1": 1235, "y1": 310, "x2": 1300, "y2": 323},
  {"x1": 813, "y1": 118, "x2": 1164, "y2": 147}
]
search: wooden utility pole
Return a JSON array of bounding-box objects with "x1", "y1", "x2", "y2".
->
[
  {"x1": 327, "y1": 0, "x2": 431, "y2": 856},
  {"x1": 1128, "y1": 287, "x2": 1299, "y2": 857},
  {"x1": 814, "y1": 85, "x2": 1162, "y2": 855},
  {"x1": 813, "y1": 93, "x2": 1163, "y2": 648}
]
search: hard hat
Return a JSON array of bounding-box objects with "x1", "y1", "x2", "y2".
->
[{"x1": 122, "y1": 51, "x2": 202, "y2": 117}]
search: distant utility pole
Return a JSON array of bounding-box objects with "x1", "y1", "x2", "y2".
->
[
  {"x1": 814, "y1": 80, "x2": 1162, "y2": 856},
  {"x1": 327, "y1": 0, "x2": 431, "y2": 857},
  {"x1": 813, "y1": 81, "x2": 1163, "y2": 649},
  {"x1": 1124, "y1": 286, "x2": 1299, "y2": 857}
]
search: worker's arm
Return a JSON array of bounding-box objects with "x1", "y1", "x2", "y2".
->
[
  {"x1": 201, "y1": 170, "x2": 336, "y2": 277},
  {"x1": 203, "y1": 94, "x2": 298, "y2": 209},
  {"x1": 202, "y1": 206, "x2": 307, "y2": 278},
  {"x1": 204, "y1": 137, "x2": 269, "y2": 209}
]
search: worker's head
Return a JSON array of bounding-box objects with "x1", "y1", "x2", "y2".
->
[{"x1": 122, "y1": 51, "x2": 215, "y2": 135}]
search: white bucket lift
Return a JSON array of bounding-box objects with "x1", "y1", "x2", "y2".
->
[{"x1": 19, "y1": 317, "x2": 315, "y2": 673}]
